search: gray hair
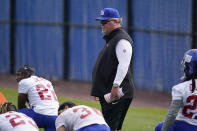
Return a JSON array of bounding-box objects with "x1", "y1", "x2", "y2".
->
[{"x1": 109, "y1": 18, "x2": 123, "y2": 25}]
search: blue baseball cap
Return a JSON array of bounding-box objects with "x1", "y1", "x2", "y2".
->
[{"x1": 96, "y1": 8, "x2": 120, "y2": 21}]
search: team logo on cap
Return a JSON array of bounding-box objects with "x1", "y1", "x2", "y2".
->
[{"x1": 100, "y1": 10, "x2": 104, "y2": 16}]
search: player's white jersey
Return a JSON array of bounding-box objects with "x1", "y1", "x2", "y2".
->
[
  {"x1": 55, "y1": 105, "x2": 108, "y2": 131},
  {"x1": 0, "y1": 111, "x2": 38, "y2": 131},
  {"x1": 18, "y1": 75, "x2": 59, "y2": 116},
  {"x1": 172, "y1": 79, "x2": 197, "y2": 126}
]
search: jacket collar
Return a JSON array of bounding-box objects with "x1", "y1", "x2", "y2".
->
[{"x1": 103, "y1": 27, "x2": 122, "y2": 43}]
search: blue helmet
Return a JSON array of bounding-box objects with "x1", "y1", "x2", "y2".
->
[{"x1": 181, "y1": 49, "x2": 197, "y2": 80}]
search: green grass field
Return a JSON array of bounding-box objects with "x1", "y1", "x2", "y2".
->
[{"x1": 0, "y1": 88, "x2": 167, "y2": 131}]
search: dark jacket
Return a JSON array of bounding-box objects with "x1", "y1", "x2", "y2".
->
[{"x1": 91, "y1": 27, "x2": 135, "y2": 98}]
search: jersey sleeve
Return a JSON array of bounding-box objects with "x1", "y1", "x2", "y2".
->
[
  {"x1": 171, "y1": 85, "x2": 183, "y2": 100},
  {"x1": 18, "y1": 80, "x2": 30, "y2": 94},
  {"x1": 113, "y1": 39, "x2": 132, "y2": 85},
  {"x1": 55, "y1": 111, "x2": 69, "y2": 129},
  {"x1": 0, "y1": 115, "x2": 4, "y2": 127}
]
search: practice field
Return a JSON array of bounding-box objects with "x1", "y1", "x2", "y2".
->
[{"x1": 0, "y1": 88, "x2": 167, "y2": 131}]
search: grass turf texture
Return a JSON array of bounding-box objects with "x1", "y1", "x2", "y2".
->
[{"x1": 0, "y1": 88, "x2": 168, "y2": 131}]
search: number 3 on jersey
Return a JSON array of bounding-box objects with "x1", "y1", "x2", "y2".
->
[
  {"x1": 73, "y1": 107, "x2": 102, "y2": 119},
  {"x1": 36, "y1": 84, "x2": 57, "y2": 101}
]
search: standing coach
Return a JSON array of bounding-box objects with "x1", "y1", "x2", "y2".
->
[{"x1": 91, "y1": 8, "x2": 135, "y2": 131}]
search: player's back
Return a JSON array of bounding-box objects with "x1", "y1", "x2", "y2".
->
[
  {"x1": 18, "y1": 75, "x2": 59, "y2": 115},
  {"x1": 0, "y1": 111, "x2": 38, "y2": 131},
  {"x1": 56, "y1": 105, "x2": 108, "y2": 130},
  {"x1": 174, "y1": 80, "x2": 197, "y2": 126}
]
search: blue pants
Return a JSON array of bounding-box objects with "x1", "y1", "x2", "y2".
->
[
  {"x1": 17, "y1": 108, "x2": 57, "y2": 131},
  {"x1": 155, "y1": 121, "x2": 197, "y2": 131},
  {"x1": 76, "y1": 124, "x2": 110, "y2": 131}
]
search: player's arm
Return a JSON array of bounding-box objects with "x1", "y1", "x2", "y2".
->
[
  {"x1": 56, "y1": 111, "x2": 69, "y2": 131},
  {"x1": 57, "y1": 125, "x2": 66, "y2": 131},
  {"x1": 18, "y1": 93, "x2": 28, "y2": 109},
  {"x1": 161, "y1": 100, "x2": 182, "y2": 131}
]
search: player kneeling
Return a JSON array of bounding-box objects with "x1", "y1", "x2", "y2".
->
[
  {"x1": 155, "y1": 49, "x2": 197, "y2": 131},
  {"x1": 56, "y1": 101, "x2": 110, "y2": 131},
  {"x1": 0, "y1": 102, "x2": 38, "y2": 131}
]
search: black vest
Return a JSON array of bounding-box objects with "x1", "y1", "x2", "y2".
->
[{"x1": 91, "y1": 28, "x2": 135, "y2": 98}]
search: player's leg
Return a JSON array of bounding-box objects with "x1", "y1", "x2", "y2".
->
[
  {"x1": 76, "y1": 124, "x2": 110, "y2": 131},
  {"x1": 33, "y1": 113, "x2": 57, "y2": 131},
  {"x1": 44, "y1": 116, "x2": 57, "y2": 131},
  {"x1": 155, "y1": 121, "x2": 175, "y2": 131},
  {"x1": 155, "y1": 120, "x2": 197, "y2": 131},
  {"x1": 18, "y1": 109, "x2": 57, "y2": 131},
  {"x1": 17, "y1": 108, "x2": 35, "y2": 119},
  {"x1": 17, "y1": 108, "x2": 43, "y2": 130},
  {"x1": 44, "y1": 128, "x2": 56, "y2": 131},
  {"x1": 155, "y1": 122, "x2": 163, "y2": 131},
  {"x1": 172, "y1": 121, "x2": 197, "y2": 131}
]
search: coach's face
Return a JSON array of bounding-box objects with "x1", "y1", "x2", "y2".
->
[
  {"x1": 100, "y1": 19, "x2": 115, "y2": 35},
  {"x1": 100, "y1": 19, "x2": 120, "y2": 35}
]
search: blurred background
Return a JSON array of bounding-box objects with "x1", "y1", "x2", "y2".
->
[{"x1": 0, "y1": 0, "x2": 196, "y2": 93}]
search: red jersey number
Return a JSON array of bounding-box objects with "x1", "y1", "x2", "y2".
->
[
  {"x1": 73, "y1": 107, "x2": 102, "y2": 119},
  {"x1": 36, "y1": 84, "x2": 57, "y2": 101},
  {"x1": 182, "y1": 95, "x2": 197, "y2": 119},
  {"x1": 6, "y1": 113, "x2": 38, "y2": 128},
  {"x1": 6, "y1": 114, "x2": 25, "y2": 127}
]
